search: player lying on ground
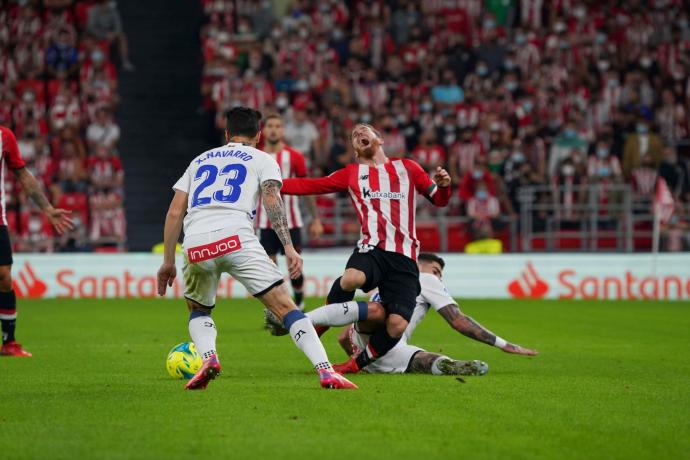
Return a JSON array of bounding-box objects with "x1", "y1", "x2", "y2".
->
[
  {"x1": 0, "y1": 125, "x2": 74, "y2": 357},
  {"x1": 280, "y1": 124, "x2": 451, "y2": 374},
  {"x1": 337, "y1": 253, "x2": 537, "y2": 375},
  {"x1": 257, "y1": 114, "x2": 322, "y2": 310},
  {"x1": 157, "y1": 107, "x2": 356, "y2": 390}
]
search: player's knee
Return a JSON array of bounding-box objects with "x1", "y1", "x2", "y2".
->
[
  {"x1": 367, "y1": 302, "x2": 386, "y2": 322},
  {"x1": 341, "y1": 269, "x2": 365, "y2": 291},
  {"x1": 186, "y1": 298, "x2": 213, "y2": 314},
  {"x1": 386, "y1": 314, "x2": 409, "y2": 338},
  {"x1": 0, "y1": 266, "x2": 13, "y2": 291}
]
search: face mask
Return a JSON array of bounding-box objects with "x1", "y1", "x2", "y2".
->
[
  {"x1": 317, "y1": 42, "x2": 328, "y2": 52},
  {"x1": 271, "y1": 28, "x2": 282, "y2": 39},
  {"x1": 421, "y1": 102, "x2": 433, "y2": 112},
  {"x1": 512, "y1": 152, "x2": 525, "y2": 162},
  {"x1": 515, "y1": 35, "x2": 526, "y2": 45},
  {"x1": 91, "y1": 50, "x2": 104, "y2": 63},
  {"x1": 476, "y1": 190, "x2": 488, "y2": 199},
  {"x1": 596, "y1": 147, "x2": 610, "y2": 158},
  {"x1": 573, "y1": 7, "x2": 586, "y2": 19},
  {"x1": 564, "y1": 128, "x2": 577, "y2": 138},
  {"x1": 504, "y1": 59, "x2": 515, "y2": 70},
  {"x1": 523, "y1": 100, "x2": 533, "y2": 112},
  {"x1": 599, "y1": 166, "x2": 611, "y2": 177},
  {"x1": 276, "y1": 96, "x2": 288, "y2": 109},
  {"x1": 484, "y1": 19, "x2": 496, "y2": 29},
  {"x1": 561, "y1": 164, "x2": 575, "y2": 176},
  {"x1": 554, "y1": 22, "x2": 566, "y2": 33},
  {"x1": 477, "y1": 66, "x2": 488, "y2": 77},
  {"x1": 396, "y1": 114, "x2": 407, "y2": 124},
  {"x1": 607, "y1": 78, "x2": 619, "y2": 87},
  {"x1": 299, "y1": 29, "x2": 309, "y2": 39},
  {"x1": 596, "y1": 33, "x2": 607, "y2": 45},
  {"x1": 636, "y1": 124, "x2": 649, "y2": 134},
  {"x1": 472, "y1": 169, "x2": 483, "y2": 179},
  {"x1": 505, "y1": 81, "x2": 518, "y2": 91},
  {"x1": 332, "y1": 29, "x2": 344, "y2": 40},
  {"x1": 360, "y1": 114, "x2": 372, "y2": 123},
  {"x1": 295, "y1": 80, "x2": 309, "y2": 91},
  {"x1": 640, "y1": 57, "x2": 652, "y2": 68},
  {"x1": 598, "y1": 60, "x2": 610, "y2": 71}
]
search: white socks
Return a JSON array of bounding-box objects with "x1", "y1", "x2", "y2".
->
[
  {"x1": 189, "y1": 313, "x2": 217, "y2": 361},
  {"x1": 283, "y1": 310, "x2": 333, "y2": 372},
  {"x1": 306, "y1": 300, "x2": 367, "y2": 327}
]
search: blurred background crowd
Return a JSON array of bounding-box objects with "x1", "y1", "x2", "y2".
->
[
  {"x1": 200, "y1": 0, "x2": 690, "y2": 251},
  {"x1": 0, "y1": 0, "x2": 130, "y2": 252}
]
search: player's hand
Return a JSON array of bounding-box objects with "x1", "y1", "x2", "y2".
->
[
  {"x1": 157, "y1": 262, "x2": 177, "y2": 296},
  {"x1": 502, "y1": 343, "x2": 539, "y2": 356},
  {"x1": 433, "y1": 167, "x2": 451, "y2": 187},
  {"x1": 45, "y1": 207, "x2": 75, "y2": 234},
  {"x1": 284, "y1": 245, "x2": 303, "y2": 280},
  {"x1": 308, "y1": 218, "x2": 324, "y2": 239}
]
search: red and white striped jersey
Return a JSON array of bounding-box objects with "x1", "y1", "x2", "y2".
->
[
  {"x1": 281, "y1": 158, "x2": 451, "y2": 260},
  {"x1": 256, "y1": 146, "x2": 307, "y2": 229},
  {"x1": 0, "y1": 126, "x2": 27, "y2": 226}
]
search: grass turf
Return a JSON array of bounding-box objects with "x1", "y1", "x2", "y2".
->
[{"x1": 0, "y1": 298, "x2": 689, "y2": 460}]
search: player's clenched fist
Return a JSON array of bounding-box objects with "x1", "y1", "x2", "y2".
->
[
  {"x1": 433, "y1": 167, "x2": 451, "y2": 187},
  {"x1": 157, "y1": 262, "x2": 177, "y2": 296}
]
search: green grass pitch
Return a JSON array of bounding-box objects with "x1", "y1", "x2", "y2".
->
[{"x1": 1, "y1": 298, "x2": 689, "y2": 460}]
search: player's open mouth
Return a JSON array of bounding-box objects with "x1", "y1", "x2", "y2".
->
[{"x1": 361, "y1": 138, "x2": 369, "y2": 146}]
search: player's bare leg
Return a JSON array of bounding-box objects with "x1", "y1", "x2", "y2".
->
[
  {"x1": 408, "y1": 352, "x2": 488, "y2": 376},
  {"x1": 0, "y1": 265, "x2": 30, "y2": 357},
  {"x1": 258, "y1": 283, "x2": 357, "y2": 390},
  {"x1": 334, "y1": 312, "x2": 409, "y2": 374}
]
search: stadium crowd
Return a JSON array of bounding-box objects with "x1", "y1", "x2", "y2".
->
[
  {"x1": 200, "y1": 0, "x2": 690, "y2": 251},
  {"x1": 0, "y1": 0, "x2": 129, "y2": 252}
]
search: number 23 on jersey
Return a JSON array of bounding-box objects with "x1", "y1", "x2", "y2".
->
[{"x1": 191, "y1": 163, "x2": 247, "y2": 208}]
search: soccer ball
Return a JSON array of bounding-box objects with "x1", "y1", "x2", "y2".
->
[{"x1": 166, "y1": 342, "x2": 202, "y2": 379}]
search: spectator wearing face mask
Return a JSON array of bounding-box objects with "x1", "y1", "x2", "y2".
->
[
  {"x1": 458, "y1": 156, "x2": 496, "y2": 202},
  {"x1": 548, "y1": 121, "x2": 588, "y2": 178},
  {"x1": 587, "y1": 140, "x2": 623, "y2": 184},
  {"x1": 623, "y1": 118, "x2": 663, "y2": 179},
  {"x1": 467, "y1": 180, "x2": 501, "y2": 239},
  {"x1": 87, "y1": 0, "x2": 134, "y2": 71},
  {"x1": 412, "y1": 129, "x2": 445, "y2": 172},
  {"x1": 553, "y1": 157, "x2": 586, "y2": 223}
]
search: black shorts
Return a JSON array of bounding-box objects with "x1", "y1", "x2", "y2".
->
[
  {"x1": 259, "y1": 228, "x2": 302, "y2": 256},
  {"x1": 0, "y1": 225, "x2": 13, "y2": 266},
  {"x1": 345, "y1": 246, "x2": 420, "y2": 322}
]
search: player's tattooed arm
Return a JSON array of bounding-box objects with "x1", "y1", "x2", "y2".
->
[
  {"x1": 438, "y1": 305, "x2": 497, "y2": 346},
  {"x1": 15, "y1": 167, "x2": 51, "y2": 210},
  {"x1": 14, "y1": 167, "x2": 74, "y2": 234},
  {"x1": 261, "y1": 179, "x2": 293, "y2": 247}
]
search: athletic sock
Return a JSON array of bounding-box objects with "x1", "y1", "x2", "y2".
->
[
  {"x1": 326, "y1": 276, "x2": 355, "y2": 303},
  {"x1": 0, "y1": 290, "x2": 17, "y2": 344},
  {"x1": 431, "y1": 356, "x2": 453, "y2": 375},
  {"x1": 291, "y1": 274, "x2": 304, "y2": 307},
  {"x1": 306, "y1": 301, "x2": 367, "y2": 327},
  {"x1": 188, "y1": 310, "x2": 217, "y2": 360},
  {"x1": 355, "y1": 327, "x2": 401, "y2": 369},
  {"x1": 283, "y1": 309, "x2": 332, "y2": 372}
]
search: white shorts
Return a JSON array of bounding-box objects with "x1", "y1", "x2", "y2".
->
[
  {"x1": 182, "y1": 226, "x2": 284, "y2": 307},
  {"x1": 348, "y1": 325, "x2": 423, "y2": 374}
]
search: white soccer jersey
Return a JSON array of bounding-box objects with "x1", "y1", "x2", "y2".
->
[
  {"x1": 173, "y1": 142, "x2": 282, "y2": 236},
  {"x1": 371, "y1": 272, "x2": 456, "y2": 345}
]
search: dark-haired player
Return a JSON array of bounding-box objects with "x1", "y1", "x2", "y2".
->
[
  {"x1": 156, "y1": 107, "x2": 356, "y2": 390},
  {"x1": 280, "y1": 124, "x2": 451, "y2": 374},
  {"x1": 337, "y1": 253, "x2": 538, "y2": 375},
  {"x1": 0, "y1": 125, "x2": 74, "y2": 357}
]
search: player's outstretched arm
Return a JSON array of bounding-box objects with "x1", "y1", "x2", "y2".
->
[
  {"x1": 157, "y1": 190, "x2": 187, "y2": 296},
  {"x1": 438, "y1": 305, "x2": 538, "y2": 356},
  {"x1": 14, "y1": 167, "x2": 75, "y2": 234},
  {"x1": 261, "y1": 179, "x2": 302, "y2": 279},
  {"x1": 281, "y1": 167, "x2": 350, "y2": 196}
]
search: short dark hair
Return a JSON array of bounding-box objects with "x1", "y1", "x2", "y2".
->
[
  {"x1": 226, "y1": 107, "x2": 262, "y2": 138},
  {"x1": 418, "y1": 252, "x2": 445, "y2": 269}
]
